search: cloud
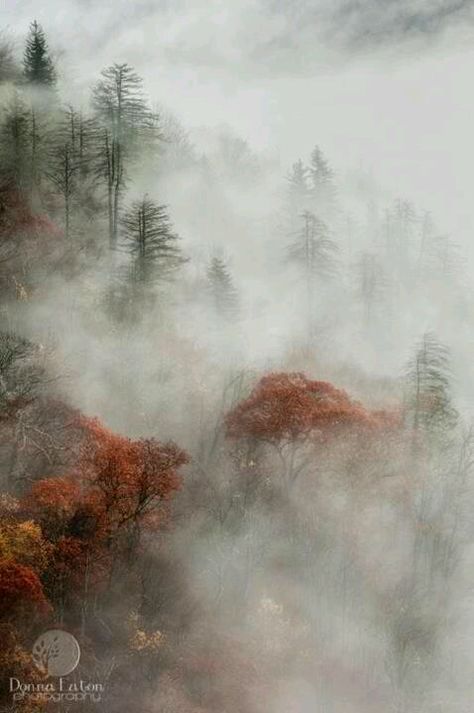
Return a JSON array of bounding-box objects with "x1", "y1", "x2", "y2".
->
[
  {"x1": 333, "y1": 0, "x2": 474, "y2": 45},
  {"x1": 4, "y1": 0, "x2": 474, "y2": 84},
  {"x1": 248, "y1": 0, "x2": 474, "y2": 71}
]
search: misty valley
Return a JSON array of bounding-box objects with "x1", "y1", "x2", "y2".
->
[{"x1": 0, "y1": 12, "x2": 474, "y2": 713}]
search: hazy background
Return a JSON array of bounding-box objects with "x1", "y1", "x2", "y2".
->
[
  {"x1": 3, "y1": 0, "x2": 474, "y2": 242},
  {"x1": 5, "y1": 0, "x2": 474, "y2": 427}
]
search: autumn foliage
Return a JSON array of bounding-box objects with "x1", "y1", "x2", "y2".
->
[
  {"x1": 0, "y1": 560, "x2": 50, "y2": 621},
  {"x1": 24, "y1": 476, "x2": 82, "y2": 537},
  {"x1": 226, "y1": 372, "x2": 390, "y2": 444},
  {"x1": 78, "y1": 417, "x2": 188, "y2": 538},
  {"x1": 0, "y1": 186, "x2": 62, "y2": 240},
  {"x1": 0, "y1": 408, "x2": 189, "y2": 701},
  {"x1": 23, "y1": 417, "x2": 188, "y2": 544}
]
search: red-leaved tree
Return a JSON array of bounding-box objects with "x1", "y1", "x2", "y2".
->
[
  {"x1": 0, "y1": 560, "x2": 50, "y2": 623},
  {"x1": 226, "y1": 372, "x2": 396, "y2": 487},
  {"x1": 78, "y1": 417, "x2": 188, "y2": 551}
]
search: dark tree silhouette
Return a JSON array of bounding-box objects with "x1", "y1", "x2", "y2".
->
[
  {"x1": 121, "y1": 195, "x2": 185, "y2": 286},
  {"x1": 23, "y1": 21, "x2": 56, "y2": 87},
  {"x1": 405, "y1": 332, "x2": 458, "y2": 441},
  {"x1": 0, "y1": 92, "x2": 30, "y2": 190},
  {"x1": 92, "y1": 64, "x2": 157, "y2": 246}
]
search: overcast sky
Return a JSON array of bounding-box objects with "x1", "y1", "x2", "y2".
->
[{"x1": 4, "y1": 0, "x2": 474, "y2": 242}]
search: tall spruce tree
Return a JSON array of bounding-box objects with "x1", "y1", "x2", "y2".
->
[
  {"x1": 206, "y1": 257, "x2": 239, "y2": 320},
  {"x1": 287, "y1": 210, "x2": 338, "y2": 340},
  {"x1": 23, "y1": 21, "x2": 56, "y2": 87},
  {"x1": 92, "y1": 64, "x2": 157, "y2": 247},
  {"x1": 288, "y1": 211, "x2": 338, "y2": 280},
  {"x1": 0, "y1": 92, "x2": 30, "y2": 189},
  {"x1": 0, "y1": 33, "x2": 19, "y2": 84},
  {"x1": 405, "y1": 332, "x2": 458, "y2": 440},
  {"x1": 309, "y1": 146, "x2": 336, "y2": 212},
  {"x1": 285, "y1": 159, "x2": 310, "y2": 229},
  {"x1": 121, "y1": 195, "x2": 185, "y2": 287}
]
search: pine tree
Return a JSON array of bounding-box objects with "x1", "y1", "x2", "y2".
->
[
  {"x1": 0, "y1": 33, "x2": 19, "y2": 84},
  {"x1": 308, "y1": 146, "x2": 336, "y2": 212},
  {"x1": 0, "y1": 92, "x2": 52, "y2": 201},
  {"x1": 287, "y1": 210, "x2": 338, "y2": 340},
  {"x1": 120, "y1": 196, "x2": 185, "y2": 287},
  {"x1": 0, "y1": 92, "x2": 31, "y2": 190},
  {"x1": 92, "y1": 64, "x2": 157, "y2": 246},
  {"x1": 285, "y1": 159, "x2": 310, "y2": 227},
  {"x1": 288, "y1": 211, "x2": 338, "y2": 280},
  {"x1": 23, "y1": 21, "x2": 56, "y2": 87},
  {"x1": 206, "y1": 257, "x2": 239, "y2": 320},
  {"x1": 405, "y1": 332, "x2": 458, "y2": 440}
]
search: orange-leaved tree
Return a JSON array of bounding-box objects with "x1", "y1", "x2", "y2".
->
[
  {"x1": 20, "y1": 414, "x2": 188, "y2": 637},
  {"x1": 23, "y1": 476, "x2": 82, "y2": 539},
  {"x1": 24, "y1": 416, "x2": 188, "y2": 550},
  {"x1": 78, "y1": 417, "x2": 188, "y2": 551},
  {"x1": 226, "y1": 372, "x2": 395, "y2": 487},
  {"x1": 0, "y1": 560, "x2": 51, "y2": 623}
]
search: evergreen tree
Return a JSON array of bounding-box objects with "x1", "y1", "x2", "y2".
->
[
  {"x1": 287, "y1": 210, "x2": 338, "y2": 340},
  {"x1": 0, "y1": 92, "x2": 31, "y2": 190},
  {"x1": 288, "y1": 210, "x2": 338, "y2": 280},
  {"x1": 405, "y1": 332, "x2": 458, "y2": 440},
  {"x1": 285, "y1": 159, "x2": 310, "y2": 226},
  {"x1": 92, "y1": 64, "x2": 157, "y2": 247},
  {"x1": 23, "y1": 21, "x2": 56, "y2": 87},
  {"x1": 206, "y1": 257, "x2": 239, "y2": 320},
  {"x1": 287, "y1": 159, "x2": 309, "y2": 195},
  {"x1": 0, "y1": 92, "x2": 52, "y2": 202},
  {"x1": 0, "y1": 33, "x2": 19, "y2": 84},
  {"x1": 308, "y1": 146, "x2": 336, "y2": 211},
  {"x1": 120, "y1": 196, "x2": 185, "y2": 287}
]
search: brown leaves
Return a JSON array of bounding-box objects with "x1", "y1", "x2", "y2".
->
[
  {"x1": 226, "y1": 372, "x2": 387, "y2": 445},
  {"x1": 78, "y1": 417, "x2": 188, "y2": 537},
  {"x1": 0, "y1": 560, "x2": 51, "y2": 622}
]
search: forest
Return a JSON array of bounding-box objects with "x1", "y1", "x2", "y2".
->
[{"x1": 0, "y1": 17, "x2": 473, "y2": 713}]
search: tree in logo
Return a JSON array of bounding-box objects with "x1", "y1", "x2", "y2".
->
[{"x1": 32, "y1": 630, "x2": 80, "y2": 677}]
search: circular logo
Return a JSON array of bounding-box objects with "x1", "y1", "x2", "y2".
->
[{"x1": 32, "y1": 630, "x2": 81, "y2": 677}]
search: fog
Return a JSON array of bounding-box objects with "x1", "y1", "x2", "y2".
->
[
  {"x1": 5, "y1": 0, "x2": 474, "y2": 238},
  {"x1": 1, "y1": 2, "x2": 474, "y2": 713}
]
